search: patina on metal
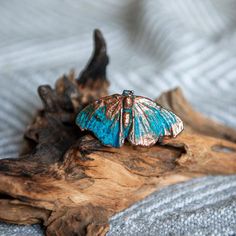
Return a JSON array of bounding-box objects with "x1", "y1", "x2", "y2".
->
[{"x1": 76, "y1": 90, "x2": 184, "y2": 147}]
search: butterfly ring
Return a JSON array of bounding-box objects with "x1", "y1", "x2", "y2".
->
[{"x1": 76, "y1": 90, "x2": 183, "y2": 147}]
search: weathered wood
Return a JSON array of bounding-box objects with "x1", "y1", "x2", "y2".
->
[
  {"x1": 157, "y1": 88, "x2": 236, "y2": 142},
  {"x1": 0, "y1": 29, "x2": 236, "y2": 236}
]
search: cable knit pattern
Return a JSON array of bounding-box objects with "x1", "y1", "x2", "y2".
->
[{"x1": 0, "y1": 1, "x2": 235, "y2": 235}]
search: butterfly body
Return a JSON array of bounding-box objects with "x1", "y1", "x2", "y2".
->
[{"x1": 76, "y1": 90, "x2": 183, "y2": 147}]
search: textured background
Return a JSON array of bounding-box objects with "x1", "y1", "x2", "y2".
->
[{"x1": 0, "y1": 0, "x2": 236, "y2": 235}]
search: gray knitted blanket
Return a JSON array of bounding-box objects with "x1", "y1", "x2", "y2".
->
[{"x1": 0, "y1": 1, "x2": 236, "y2": 235}]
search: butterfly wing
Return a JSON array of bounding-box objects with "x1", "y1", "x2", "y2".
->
[
  {"x1": 76, "y1": 94, "x2": 125, "y2": 147},
  {"x1": 128, "y1": 96, "x2": 183, "y2": 146}
]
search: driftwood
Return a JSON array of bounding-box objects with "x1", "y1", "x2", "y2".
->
[{"x1": 0, "y1": 29, "x2": 236, "y2": 236}]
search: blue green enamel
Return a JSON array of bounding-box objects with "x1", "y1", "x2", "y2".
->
[
  {"x1": 76, "y1": 90, "x2": 183, "y2": 147},
  {"x1": 76, "y1": 105, "x2": 123, "y2": 147}
]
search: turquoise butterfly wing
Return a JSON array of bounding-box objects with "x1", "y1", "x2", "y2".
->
[
  {"x1": 128, "y1": 97, "x2": 183, "y2": 146},
  {"x1": 76, "y1": 95, "x2": 125, "y2": 147}
]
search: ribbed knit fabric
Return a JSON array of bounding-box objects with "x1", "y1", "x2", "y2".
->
[
  {"x1": 0, "y1": 1, "x2": 236, "y2": 235},
  {"x1": 108, "y1": 176, "x2": 236, "y2": 236}
]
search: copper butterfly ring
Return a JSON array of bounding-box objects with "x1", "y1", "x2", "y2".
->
[{"x1": 76, "y1": 90, "x2": 184, "y2": 148}]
